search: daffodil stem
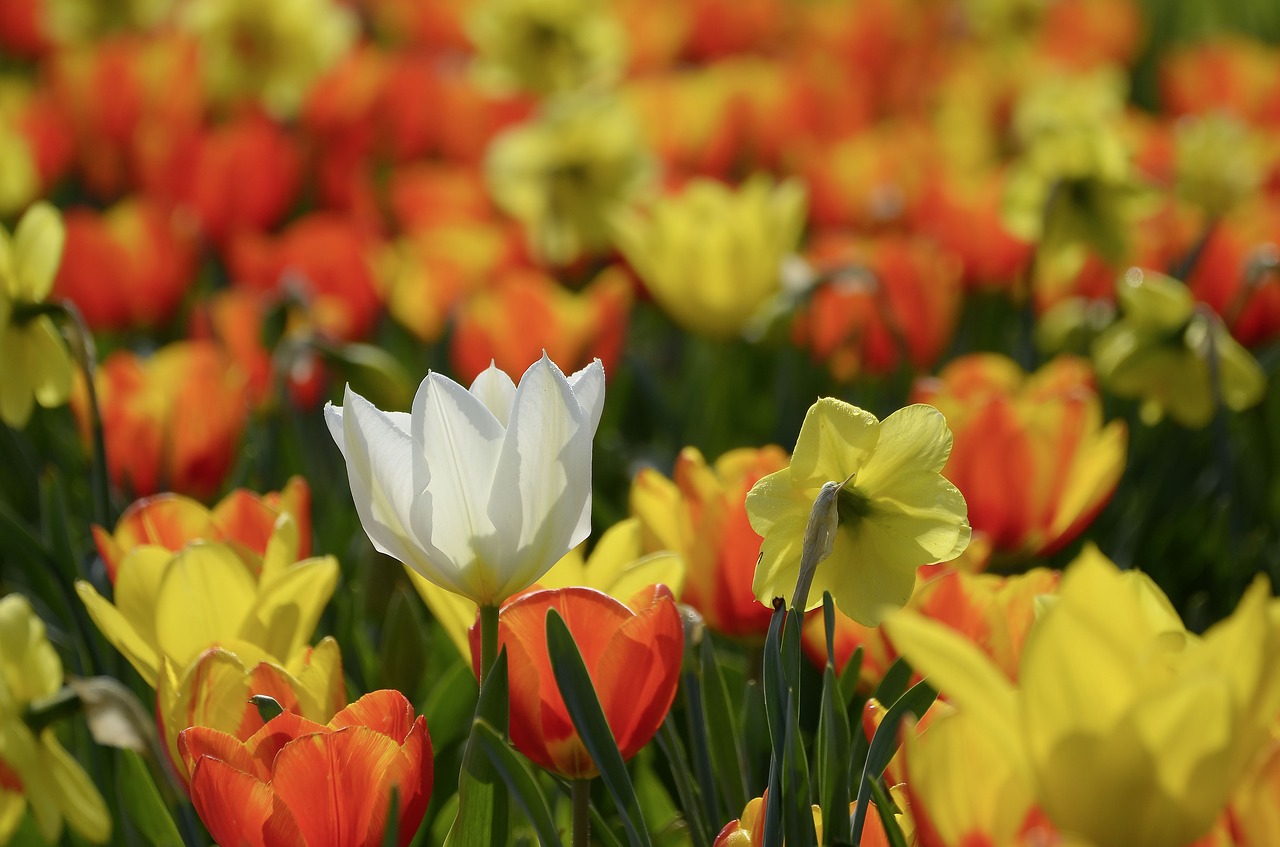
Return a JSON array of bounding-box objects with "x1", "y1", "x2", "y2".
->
[
  {"x1": 572, "y1": 778, "x2": 591, "y2": 847},
  {"x1": 22, "y1": 686, "x2": 80, "y2": 734},
  {"x1": 479, "y1": 603, "x2": 500, "y2": 684},
  {"x1": 1200, "y1": 306, "x2": 1242, "y2": 561},
  {"x1": 56, "y1": 301, "x2": 111, "y2": 528}
]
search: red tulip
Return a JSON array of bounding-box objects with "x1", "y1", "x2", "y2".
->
[
  {"x1": 472, "y1": 585, "x2": 683, "y2": 779},
  {"x1": 179, "y1": 690, "x2": 432, "y2": 847}
]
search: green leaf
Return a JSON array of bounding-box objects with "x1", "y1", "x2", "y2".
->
[
  {"x1": 444, "y1": 650, "x2": 510, "y2": 847},
  {"x1": 652, "y1": 718, "x2": 712, "y2": 847},
  {"x1": 473, "y1": 718, "x2": 563, "y2": 847},
  {"x1": 680, "y1": 670, "x2": 724, "y2": 831},
  {"x1": 118, "y1": 750, "x2": 184, "y2": 847},
  {"x1": 838, "y1": 646, "x2": 864, "y2": 712},
  {"x1": 545, "y1": 608, "x2": 652, "y2": 847},
  {"x1": 381, "y1": 587, "x2": 431, "y2": 702},
  {"x1": 779, "y1": 696, "x2": 815, "y2": 847},
  {"x1": 698, "y1": 635, "x2": 750, "y2": 814},
  {"x1": 817, "y1": 594, "x2": 853, "y2": 845},
  {"x1": 760, "y1": 604, "x2": 787, "y2": 847},
  {"x1": 873, "y1": 657, "x2": 913, "y2": 708},
  {"x1": 250, "y1": 695, "x2": 284, "y2": 724},
  {"x1": 866, "y1": 779, "x2": 909, "y2": 847},
  {"x1": 425, "y1": 661, "x2": 480, "y2": 752},
  {"x1": 850, "y1": 677, "x2": 937, "y2": 845}
]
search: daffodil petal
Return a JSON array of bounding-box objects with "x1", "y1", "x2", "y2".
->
[
  {"x1": 790, "y1": 398, "x2": 879, "y2": 488},
  {"x1": 11, "y1": 202, "x2": 64, "y2": 302}
]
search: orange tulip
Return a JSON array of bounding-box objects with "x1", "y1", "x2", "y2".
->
[
  {"x1": 74, "y1": 340, "x2": 249, "y2": 500},
  {"x1": 794, "y1": 232, "x2": 963, "y2": 381},
  {"x1": 52, "y1": 198, "x2": 196, "y2": 332},
  {"x1": 1187, "y1": 198, "x2": 1280, "y2": 348},
  {"x1": 630, "y1": 446, "x2": 788, "y2": 638},
  {"x1": 179, "y1": 690, "x2": 433, "y2": 847},
  {"x1": 449, "y1": 266, "x2": 631, "y2": 385},
  {"x1": 911, "y1": 354, "x2": 1126, "y2": 561},
  {"x1": 92, "y1": 476, "x2": 311, "y2": 581},
  {"x1": 472, "y1": 585, "x2": 683, "y2": 779}
]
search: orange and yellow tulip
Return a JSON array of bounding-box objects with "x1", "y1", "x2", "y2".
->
[
  {"x1": 631, "y1": 445, "x2": 788, "y2": 638},
  {"x1": 157, "y1": 640, "x2": 345, "y2": 783},
  {"x1": 472, "y1": 585, "x2": 683, "y2": 779},
  {"x1": 912, "y1": 354, "x2": 1126, "y2": 561},
  {"x1": 179, "y1": 690, "x2": 432, "y2": 847},
  {"x1": 91, "y1": 476, "x2": 311, "y2": 581},
  {"x1": 73, "y1": 340, "x2": 249, "y2": 500}
]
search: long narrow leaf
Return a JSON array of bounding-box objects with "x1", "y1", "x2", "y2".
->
[
  {"x1": 699, "y1": 636, "x2": 750, "y2": 813},
  {"x1": 850, "y1": 677, "x2": 938, "y2": 844},
  {"x1": 445, "y1": 650, "x2": 510, "y2": 847},
  {"x1": 866, "y1": 779, "x2": 910, "y2": 847},
  {"x1": 760, "y1": 604, "x2": 787, "y2": 847},
  {"x1": 545, "y1": 609, "x2": 652, "y2": 847},
  {"x1": 653, "y1": 718, "x2": 713, "y2": 847},
  {"x1": 473, "y1": 718, "x2": 563, "y2": 847},
  {"x1": 681, "y1": 670, "x2": 725, "y2": 829},
  {"x1": 118, "y1": 750, "x2": 184, "y2": 847}
]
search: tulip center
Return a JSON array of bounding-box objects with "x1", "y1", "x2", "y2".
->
[{"x1": 835, "y1": 483, "x2": 872, "y2": 526}]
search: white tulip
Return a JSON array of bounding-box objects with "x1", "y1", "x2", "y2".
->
[{"x1": 325, "y1": 354, "x2": 605, "y2": 606}]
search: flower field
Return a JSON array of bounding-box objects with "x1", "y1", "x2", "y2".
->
[{"x1": 1, "y1": 0, "x2": 1280, "y2": 845}]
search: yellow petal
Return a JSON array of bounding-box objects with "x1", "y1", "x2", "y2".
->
[
  {"x1": 76, "y1": 580, "x2": 163, "y2": 687},
  {"x1": 153, "y1": 543, "x2": 258, "y2": 668},
  {"x1": 25, "y1": 317, "x2": 72, "y2": 409},
  {"x1": 11, "y1": 202, "x2": 64, "y2": 303},
  {"x1": 242, "y1": 555, "x2": 340, "y2": 661},
  {"x1": 856, "y1": 404, "x2": 955, "y2": 489},
  {"x1": 41, "y1": 732, "x2": 111, "y2": 843},
  {"x1": 0, "y1": 326, "x2": 35, "y2": 428},
  {"x1": 789, "y1": 398, "x2": 880, "y2": 488}
]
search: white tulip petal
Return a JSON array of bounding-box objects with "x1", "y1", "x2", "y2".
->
[
  {"x1": 568, "y1": 358, "x2": 606, "y2": 434},
  {"x1": 469, "y1": 364, "x2": 518, "y2": 427},
  {"x1": 486, "y1": 355, "x2": 592, "y2": 598},
  {"x1": 410, "y1": 373, "x2": 505, "y2": 575},
  {"x1": 325, "y1": 390, "x2": 441, "y2": 579}
]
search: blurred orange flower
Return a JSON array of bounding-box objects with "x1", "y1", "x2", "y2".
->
[
  {"x1": 92, "y1": 476, "x2": 311, "y2": 581},
  {"x1": 795, "y1": 233, "x2": 963, "y2": 381},
  {"x1": 1160, "y1": 37, "x2": 1280, "y2": 127},
  {"x1": 471, "y1": 585, "x2": 683, "y2": 779},
  {"x1": 75, "y1": 340, "x2": 249, "y2": 500},
  {"x1": 912, "y1": 354, "x2": 1127, "y2": 561},
  {"x1": 229, "y1": 213, "x2": 383, "y2": 342},
  {"x1": 179, "y1": 690, "x2": 432, "y2": 847},
  {"x1": 1187, "y1": 198, "x2": 1280, "y2": 348},
  {"x1": 630, "y1": 446, "x2": 788, "y2": 639},
  {"x1": 449, "y1": 266, "x2": 631, "y2": 385},
  {"x1": 52, "y1": 198, "x2": 195, "y2": 331}
]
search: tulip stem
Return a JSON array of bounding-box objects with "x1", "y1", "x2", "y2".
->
[
  {"x1": 572, "y1": 778, "x2": 591, "y2": 847},
  {"x1": 479, "y1": 603, "x2": 500, "y2": 684}
]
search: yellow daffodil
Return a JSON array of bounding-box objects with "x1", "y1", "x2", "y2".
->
[
  {"x1": 486, "y1": 94, "x2": 654, "y2": 265},
  {"x1": 0, "y1": 594, "x2": 110, "y2": 845},
  {"x1": 326, "y1": 356, "x2": 606, "y2": 608},
  {"x1": 0, "y1": 203, "x2": 74, "y2": 430},
  {"x1": 76, "y1": 514, "x2": 338, "y2": 688},
  {"x1": 156, "y1": 638, "x2": 345, "y2": 782},
  {"x1": 412, "y1": 516, "x2": 684, "y2": 656},
  {"x1": 613, "y1": 176, "x2": 807, "y2": 340},
  {"x1": 1092, "y1": 268, "x2": 1266, "y2": 427},
  {"x1": 1003, "y1": 69, "x2": 1148, "y2": 287},
  {"x1": 0, "y1": 126, "x2": 38, "y2": 219},
  {"x1": 747, "y1": 400, "x2": 970, "y2": 625},
  {"x1": 1174, "y1": 112, "x2": 1262, "y2": 220},
  {"x1": 469, "y1": 0, "x2": 627, "y2": 96},
  {"x1": 180, "y1": 0, "x2": 356, "y2": 118},
  {"x1": 886, "y1": 549, "x2": 1280, "y2": 847}
]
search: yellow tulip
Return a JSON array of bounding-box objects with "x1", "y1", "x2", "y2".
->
[
  {"x1": 613, "y1": 175, "x2": 807, "y2": 340},
  {"x1": 0, "y1": 594, "x2": 110, "y2": 845},
  {"x1": 0, "y1": 202, "x2": 74, "y2": 429},
  {"x1": 747, "y1": 400, "x2": 971, "y2": 625},
  {"x1": 886, "y1": 549, "x2": 1280, "y2": 847},
  {"x1": 156, "y1": 638, "x2": 345, "y2": 782},
  {"x1": 76, "y1": 514, "x2": 339, "y2": 688},
  {"x1": 411, "y1": 517, "x2": 685, "y2": 657}
]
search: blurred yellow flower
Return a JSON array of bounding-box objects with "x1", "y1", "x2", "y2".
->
[
  {"x1": 76, "y1": 515, "x2": 339, "y2": 688},
  {"x1": 412, "y1": 517, "x2": 685, "y2": 657},
  {"x1": 1092, "y1": 268, "x2": 1266, "y2": 427},
  {"x1": 42, "y1": 0, "x2": 172, "y2": 42},
  {"x1": 181, "y1": 0, "x2": 356, "y2": 117},
  {"x1": 1174, "y1": 112, "x2": 1263, "y2": 220},
  {"x1": 486, "y1": 94, "x2": 654, "y2": 265},
  {"x1": 747, "y1": 400, "x2": 970, "y2": 625},
  {"x1": 469, "y1": 0, "x2": 626, "y2": 96},
  {"x1": 886, "y1": 548, "x2": 1280, "y2": 847},
  {"x1": 1003, "y1": 69, "x2": 1148, "y2": 282},
  {"x1": 0, "y1": 594, "x2": 110, "y2": 845},
  {"x1": 613, "y1": 176, "x2": 807, "y2": 340},
  {"x1": 0, "y1": 202, "x2": 74, "y2": 429},
  {"x1": 0, "y1": 126, "x2": 38, "y2": 219}
]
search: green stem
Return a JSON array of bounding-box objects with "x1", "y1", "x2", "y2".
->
[
  {"x1": 23, "y1": 686, "x2": 80, "y2": 734},
  {"x1": 479, "y1": 603, "x2": 500, "y2": 685},
  {"x1": 55, "y1": 301, "x2": 111, "y2": 528},
  {"x1": 572, "y1": 778, "x2": 592, "y2": 847}
]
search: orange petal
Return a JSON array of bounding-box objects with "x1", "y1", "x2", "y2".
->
[
  {"x1": 188, "y1": 757, "x2": 277, "y2": 847},
  {"x1": 328, "y1": 690, "x2": 415, "y2": 742},
  {"x1": 243, "y1": 712, "x2": 330, "y2": 775},
  {"x1": 212, "y1": 490, "x2": 280, "y2": 560},
  {"x1": 179, "y1": 726, "x2": 260, "y2": 782},
  {"x1": 272, "y1": 726, "x2": 413, "y2": 847}
]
